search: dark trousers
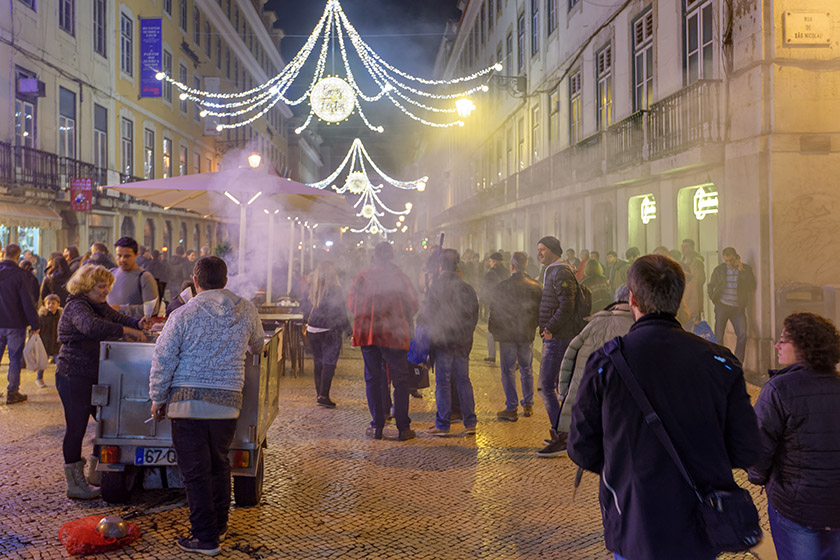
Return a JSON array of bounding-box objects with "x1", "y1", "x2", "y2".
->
[
  {"x1": 171, "y1": 418, "x2": 237, "y2": 544},
  {"x1": 307, "y1": 329, "x2": 342, "y2": 399},
  {"x1": 361, "y1": 346, "x2": 410, "y2": 431},
  {"x1": 714, "y1": 303, "x2": 747, "y2": 362},
  {"x1": 56, "y1": 374, "x2": 97, "y2": 464}
]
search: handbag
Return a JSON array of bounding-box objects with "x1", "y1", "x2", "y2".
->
[
  {"x1": 407, "y1": 361, "x2": 430, "y2": 389},
  {"x1": 605, "y1": 339, "x2": 762, "y2": 553}
]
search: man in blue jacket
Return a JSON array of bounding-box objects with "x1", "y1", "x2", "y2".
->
[
  {"x1": 568, "y1": 255, "x2": 760, "y2": 560},
  {"x1": 0, "y1": 244, "x2": 40, "y2": 404}
]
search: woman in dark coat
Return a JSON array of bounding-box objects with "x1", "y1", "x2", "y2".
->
[
  {"x1": 56, "y1": 264, "x2": 147, "y2": 499},
  {"x1": 301, "y1": 262, "x2": 350, "y2": 408},
  {"x1": 40, "y1": 254, "x2": 71, "y2": 306},
  {"x1": 748, "y1": 312, "x2": 840, "y2": 560}
]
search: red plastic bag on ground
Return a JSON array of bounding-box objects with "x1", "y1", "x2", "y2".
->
[{"x1": 58, "y1": 515, "x2": 141, "y2": 556}]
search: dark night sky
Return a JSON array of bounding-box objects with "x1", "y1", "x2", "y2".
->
[{"x1": 263, "y1": 0, "x2": 462, "y2": 173}]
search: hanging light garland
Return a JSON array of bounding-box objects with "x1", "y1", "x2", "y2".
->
[
  {"x1": 155, "y1": 0, "x2": 501, "y2": 134},
  {"x1": 308, "y1": 138, "x2": 425, "y2": 236}
]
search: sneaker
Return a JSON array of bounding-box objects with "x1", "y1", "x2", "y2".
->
[
  {"x1": 464, "y1": 426, "x2": 476, "y2": 436},
  {"x1": 424, "y1": 426, "x2": 451, "y2": 437},
  {"x1": 365, "y1": 426, "x2": 383, "y2": 440},
  {"x1": 496, "y1": 409, "x2": 518, "y2": 422},
  {"x1": 6, "y1": 391, "x2": 27, "y2": 405},
  {"x1": 176, "y1": 536, "x2": 220, "y2": 556},
  {"x1": 398, "y1": 429, "x2": 416, "y2": 441},
  {"x1": 35, "y1": 379, "x2": 47, "y2": 389},
  {"x1": 450, "y1": 413, "x2": 463, "y2": 423},
  {"x1": 536, "y1": 431, "x2": 568, "y2": 458},
  {"x1": 316, "y1": 396, "x2": 336, "y2": 408},
  {"x1": 522, "y1": 405, "x2": 534, "y2": 417},
  {"x1": 409, "y1": 389, "x2": 423, "y2": 399}
]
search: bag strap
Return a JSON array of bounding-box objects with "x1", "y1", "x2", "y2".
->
[{"x1": 606, "y1": 339, "x2": 703, "y2": 502}]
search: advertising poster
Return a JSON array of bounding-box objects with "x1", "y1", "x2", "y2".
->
[{"x1": 140, "y1": 18, "x2": 162, "y2": 98}]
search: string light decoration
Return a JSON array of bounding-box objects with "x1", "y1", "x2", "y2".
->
[
  {"x1": 154, "y1": 0, "x2": 502, "y2": 134},
  {"x1": 308, "y1": 138, "x2": 426, "y2": 236}
]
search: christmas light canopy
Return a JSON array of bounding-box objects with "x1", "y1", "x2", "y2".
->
[{"x1": 154, "y1": 0, "x2": 501, "y2": 133}]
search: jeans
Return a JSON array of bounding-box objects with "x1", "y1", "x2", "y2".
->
[
  {"x1": 361, "y1": 346, "x2": 411, "y2": 431},
  {"x1": 432, "y1": 351, "x2": 476, "y2": 430},
  {"x1": 768, "y1": 501, "x2": 840, "y2": 560},
  {"x1": 308, "y1": 329, "x2": 342, "y2": 399},
  {"x1": 498, "y1": 342, "x2": 534, "y2": 411},
  {"x1": 714, "y1": 303, "x2": 747, "y2": 362},
  {"x1": 539, "y1": 337, "x2": 571, "y2": 429},
  {"x1": 486, "y1": 332, "x2": 496, "y2": 360},
  {"x1": 171, "y1": 418, "x2": 237, "y2": 544},
  {"x1": 56, "y1": 374, "x2": 97, "y2": 464},
  {"x1": 0, "y1": 328, "x2": 26, "y2": 393}
]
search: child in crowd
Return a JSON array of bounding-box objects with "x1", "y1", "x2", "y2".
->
[{"x1": 36, "y1": 294, "x2": 62, "y2": 388}]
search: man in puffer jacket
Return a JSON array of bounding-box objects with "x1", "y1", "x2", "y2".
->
[
  {"x1": 149, "y1": 256, "x2": 264, "y2": 556},
  {"x1": 555, "y1": 286, "x2": 634, "y2": 437}
]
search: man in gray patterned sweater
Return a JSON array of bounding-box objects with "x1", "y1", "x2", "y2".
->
[{"x1": 149, "y1": 256, "x2": 264, "y2": 556}]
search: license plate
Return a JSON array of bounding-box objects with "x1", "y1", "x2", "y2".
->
[{"x1": 135, "y1": 447, "x2": 177, "y2": 466}]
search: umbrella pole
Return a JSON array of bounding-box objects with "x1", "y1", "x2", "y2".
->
[
  {"x1": 299, "y1": 221, "x2": 305, "y2": 276},
  {"x1": 309, "y1": 226, "x2": 314, "y2": 271},
  {"x1": 266, "y1": 213, "x2": 274, "y2": 304},
  {"x1": 238, "y1": 204, "x2": 247, "y2": 277},
  {"x1": 287, "y1": 219, "x2": 294, "y2": 296}
]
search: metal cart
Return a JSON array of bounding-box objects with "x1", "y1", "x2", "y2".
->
[{"x1": 91, "y1": 331, "x2": 283, "y2": 506}]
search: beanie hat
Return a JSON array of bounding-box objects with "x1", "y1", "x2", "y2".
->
[{"x1": 538, "y1": 236, "x2": 563, "y2": 258}]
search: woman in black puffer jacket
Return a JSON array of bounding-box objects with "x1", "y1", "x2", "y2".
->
[{"x1": 748, "y1": 312, "x2": 840, "y2": 560}]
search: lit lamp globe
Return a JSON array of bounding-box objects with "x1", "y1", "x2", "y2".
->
[
  {"x1": 344, "y1": 171, "x2": 368, "y2": 195},
  {"x1": 455, "y1": 98, "x2": 476, "y2": 118},
  {"x1": 399, "y1": 215, "x2": 405, "y2": 222},
  {"x1": 416, "y1": 179, "x2": 427, "y2": 192},
  {"x1": 405, "y1": 202, "x2": 413, "y2": 212},
  {"x1": 310, "y1": 77, "x2": 356, "y2": 123},
  {"x1": 361, "y1": 204, "x2": 375, "y2": 219},
  {"x1": 370, "y1": 225, "x2": 379, "y2": 235},
  {"x1": 248, "y1": 153, "x2": 262, "y2": 169}
]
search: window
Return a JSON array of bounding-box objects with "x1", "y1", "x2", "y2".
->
[
  {"x1": 225, "y1": 47, "x2": 231, "y2": 79},
  {"x1": 93, "y1": 104, "x2": 107, "y2": 170},
  {"x1": 548, "y1": 90, "x2": 559, "y2": 147},
  {"x1": 531, "y1": 104, "x2": 541, "y2": 161},
  {"x1": 19, "y1": 0, "x2": 35, "y2": 10},
  {"x1": 633, "y1": 11, "x2": 654, "y2": 110},
  {"x1": 59, "y1": 0, "x2": 74, "y2": 35},
  {"x1": 193, "y1": 76, "x2": 201, "y2": 121},
  {"x1": 192, "y1": 152, "x2": 199, "y2": 175},
  {"x1": 121, "y1": 117, "x2": 133, "y2": 176},
  {"x1": 143, "y1": 128, "x2": 154, "y2": 179},
  {"x1": 179, "y1": 146, "x2": 187, "y2": 175},
  {"x1": 569, "y1": 71, "x2": 582, "y2": 143},
  {"x1": 179, "y1": 64, "x2": 188, "y2": 113},
  {"x1": 547, "y1": 0, "x2": 557, "y2": 35},
  {"x1": 596, "y1": 45, "x2": 613, "y2": 130},
  {"x1": 517, "y1": 117, "x2": 525, "y2": 170},
  {"x1": 93, "y1": 0, "x2": 106, "y2": 57},
  {"x1": 497, "y1": 0, "x2": 503, "y2": 17},
  {"x1": 14, "y1": 99, "x2": 36, "y2": 148},
  {"x1": 480, "y1": 3, "x2": 486, "y2": 45},
  {"x1": 205, "y1": 22, "x2": 211, "y2": 57},
  {"x1": 686, "y1": 0, "x2": 713, "y2": 83},
  {"x1": 120, "y1": 13, "x2": 133, "y2": 76},
  {"x1": 233, "y1": 59, "x2": 238, "y2": 88},
  {"x1": 164, "y1": 0, "x2": 171, "y2": 16},
  {"x1": 179, "y1": 0, "x2": 187, "y2": 31},
  {"x1": 193, "y1": 6, "x2": 200, "y2": 46},
  {"x1": 216, "y1": 37, "x2": 221, "y2": 69},
  {"x1": 163, "y1": 138, "x2": 172, "y2": 178},
  {"x1": 488, "y1": 0, "x2": 494, "y2": 30},
  {"x1": 506, "y1": 32, "x2": 513, "y2": 69},
  {"x1": 162, "y1": 50, "x2": 172, "y2": 102},
  {"x1": 58, "y1": 87, "x2": 76, "y2": 159},
  {"x1": 569, "y1": 0, "x2": 580, "y2": 9},
  {"x1": 531, "y1": 0, "x2": 539, "y2": 56},
  {"x1": 517, "y1": 13, "x2": 525, "y2": 73}
]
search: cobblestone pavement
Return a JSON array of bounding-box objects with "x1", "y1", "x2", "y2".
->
[{"x1": 0, "y1": 331, "x2": 775, "y2": 559}]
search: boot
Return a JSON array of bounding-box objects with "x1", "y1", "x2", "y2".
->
[
  {"x1": 86, "y1": 455, "x2": 102, "y2": 487},
  {"x1": 64, "y1": 459, "x2": 101, "y2": 499}
]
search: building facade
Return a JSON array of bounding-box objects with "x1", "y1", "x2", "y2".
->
[
  {"x1": 1, "y1": 0, "x2": 312, "y2": 260},
  {"x1": 418, "y1": 0, "x2": 840, "y2": 376}
]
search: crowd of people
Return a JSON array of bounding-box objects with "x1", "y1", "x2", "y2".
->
[{"x1": 0, "y1": 234, "x2": 838, "y2": 559}]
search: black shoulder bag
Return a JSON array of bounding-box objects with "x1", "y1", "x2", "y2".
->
[{"x1": 606, "y1": 340, "x2": 762, "y2": 553}]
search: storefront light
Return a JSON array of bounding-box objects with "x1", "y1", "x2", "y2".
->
[
  {"x1": 693, "y1": 185, "x2": 718, "y2": 220},
  {"x1": 641, "y1": 195, "x2": 656, "y2": 225}
]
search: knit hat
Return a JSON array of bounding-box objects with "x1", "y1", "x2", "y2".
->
[
  {"x1": 489, "y1": 252, "x2": 503, "y2": 261},
  {"x1": 537, "y1": 236, "x2": 563, "y2": 258}
]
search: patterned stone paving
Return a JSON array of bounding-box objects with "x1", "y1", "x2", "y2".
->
[{"x1": 0, "y1": 331, "x2": 775, "y2": 559}]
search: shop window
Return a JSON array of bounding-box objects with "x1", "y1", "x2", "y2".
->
[
  {"x1": 17, "y1": 226, "x2": 40, "y2": 253},
  {"x1": 144, "y1": 218, "x2": 155, "y2": 250},
  {"x1": 628, "y1": 194, "x2": 658, "y2": 254}
]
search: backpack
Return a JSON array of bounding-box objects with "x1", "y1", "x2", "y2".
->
[{"x1": 573, "y1": 280, "x2": 592, "y2": 333}]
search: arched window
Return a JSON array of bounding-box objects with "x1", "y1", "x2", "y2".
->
[
  {"x1": 120, "y1": 216, "x2": 135, "y2": 239},
  {"x1": 144, "y1": 219, "x2": 155, "y2": 250}
]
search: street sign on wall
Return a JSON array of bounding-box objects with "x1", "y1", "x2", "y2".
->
[
  {"x1": 70, "y1": 178, "x2": 92, "y2": 211},
  {"x1": 140, "y1": 19, "x2": 162, "y2": 98}
]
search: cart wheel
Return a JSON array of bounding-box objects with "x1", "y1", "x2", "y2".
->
[
  {"x1": 233, "y1": 452, "x2": 263, "y2": 507},
  {"x1": 101, "y1": 467, "x2": 138, "y2": 504}
]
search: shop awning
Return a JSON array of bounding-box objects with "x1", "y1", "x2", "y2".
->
[{"x1": 0, "y1": 201, "x2": 63, "y2": 230}]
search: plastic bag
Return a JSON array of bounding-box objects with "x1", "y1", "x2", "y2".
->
[
  {"x1": 23, "y1": 333, "x2": 48, "y2": 371},
  {"x1": 59, "y1": 515, "x2": 141, "y2": 556},
  {"x1": 693, "y1": 321, "x2": 717, "y2": 343}
]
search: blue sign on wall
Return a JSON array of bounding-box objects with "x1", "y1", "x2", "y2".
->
[{"x1": 140, "y1": 18, "x2": 162, "y2": 98}]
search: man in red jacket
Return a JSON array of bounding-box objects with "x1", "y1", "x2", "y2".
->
[{"x1": 348, "y1": 242, "x2": 419, "y2": 441}]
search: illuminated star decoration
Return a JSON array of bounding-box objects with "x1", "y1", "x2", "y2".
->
[
  {"x1": 155, "y1": 0, "x2": 502, "y2": 134},
  {"x1": 308, "y1": 138, "x2": 425, "y2": 236}
]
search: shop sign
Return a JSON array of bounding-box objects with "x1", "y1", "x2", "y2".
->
[
  {"x1": 140, "y1": 19, "x2": 163, "y2": 98},
  {"x1": 784, "y1": 12, "x2": 831, "y2": 46},
  {"x1": 693, "y1": 186, "x2": 719, "y2": 220},
  {"x1": 640, "y1": 195, "x2": 656, "y2": 225},
  {"x1": 70, "y1": 178, "x2": 92, "y2": 212}
]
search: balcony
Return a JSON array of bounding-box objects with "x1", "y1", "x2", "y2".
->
[
  {"x1": 648, "y1": 80, "x2": 721, "y2": 158},
  {"x1": 0, "y1": 145, "x2": 112, "y2": 192},
  {"x1": 606, "y1": 111, "x2": 645, "y2": 171},
  {"x1": 0, "y1": 142, "x2": 11, "y2": 183}
]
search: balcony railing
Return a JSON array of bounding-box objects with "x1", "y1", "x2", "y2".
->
[
  {"x1": 1, "y1": 145, "x2": 114, "y2": 192},
  {"x1": 60, "y1": 157, "x2": 108, "y2": 188},
  {"x1": 0, "y1": 142, "x2": 11, "y2": 183},
  {"x1": 14, "y1": 146, "x2": 59, "y2": 190},
  {"x1": 573, "y1": 134, "x2": 604, "y2": 180},
  {"x1": 606, "y1": 111, "x2": 645, "y2": 171},
  {"x1": 648, "y1": 80, "x2": 721, "y2": 158}
]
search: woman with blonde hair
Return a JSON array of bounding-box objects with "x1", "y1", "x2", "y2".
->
[
  {"x1": 56, "y1": 264, "x2": 147, "y2": 499},
  {"x1": 302, "y1": 261, "x2": 351, "y2": 408}
]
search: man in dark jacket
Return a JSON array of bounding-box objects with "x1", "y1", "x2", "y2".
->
[
  {"x1": 488, "y1": 251, "x2": 542, "y2": 421},
  {"x1": 568, "y1": 255, "x2": 760, "y2": 560},
  {"x1": 0, "y1": 244, "x2": 40, "y2": 404},
  {"x1": 419, "y1": 249, "x2": 479, "y2": 437},
  {"x1": 707, "y1": 246, "x2": 755, "y2": 363},
  {"x1": 535, "y1": 236, "x2": 579, "y2": 457},
  {"x1": 168, "y1": 246, "x2": 193, "y2": 301},
  {"x1": 85, "y1": 242, "x2": 116, "y2": 270},
  {"x1": 480, "y1": 252, "x2": 507, "y2": 363}
]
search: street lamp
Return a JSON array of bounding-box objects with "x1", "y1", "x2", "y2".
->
[
  {"x1": 455, "y1": 98, "x2": 476, "y2": 118},
  {"x1": 248, "y1": 153, "x2": 262, "y2": 169}
]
